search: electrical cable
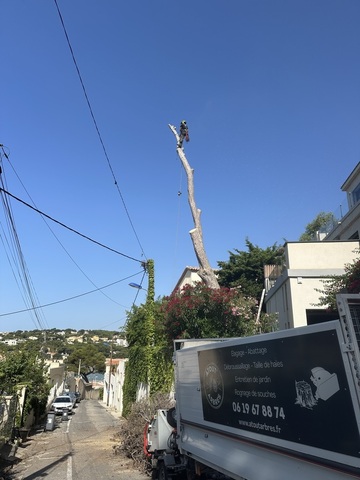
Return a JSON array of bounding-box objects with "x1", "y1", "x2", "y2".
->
[
  {"x1": 2, "y1": 151, "x2": 127, "y2": 307},
  {"x1": 101, "y1": 317, "x2": 127, "y2": 329},
  {"x1": 0, "y1": 187, "x2": 143, "y2": 264},
  {"x1": 0, "y1": 224, "x2": 47, "y2": 329},
  {"x1": 0, "y1": 163, "x2": 49, "y2": 330},
  {"x1": 0, "y1": 204, "x2": 48, "y2": 330},
  {"x1": 122, "y1": 268, "x2": 147, "y2": 331},
  {"x1": 173, "y1": 158, "x2": 183, "y2": 279},
  {"x1": 0, "y1": 271, "x2": 144, "y2": 317},
  {"x1": 53, "y1": 0, "x2": 147, "y2": 261},
  {"x1": 0, "y1": 147, "x2": 146, "y2": 329},
  {"x1": 0, "y1": 194, "x2": 47, "y2": 330}
]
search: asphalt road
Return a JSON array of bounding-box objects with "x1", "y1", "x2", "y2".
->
[{"x1": 10, "y1": 399, "x2": 147, "y2": 480}]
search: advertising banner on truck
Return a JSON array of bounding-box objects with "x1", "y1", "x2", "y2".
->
[{"x1": 198, "y1": 322, "x2": 360, "y2": 466}]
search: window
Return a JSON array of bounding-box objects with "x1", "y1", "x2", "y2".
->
[
  {"x1": 349, "y1": 231, "x2": 359, "y2": 240},
  {"x1": 352, "y1": 182, "x2": 360, "y2": 205}
]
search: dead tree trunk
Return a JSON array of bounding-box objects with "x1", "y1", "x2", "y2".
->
[{"x1": 168, "y1": 124, "x2": 219, "y2": 289}]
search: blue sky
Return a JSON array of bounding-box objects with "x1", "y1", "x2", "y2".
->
[{"x1": 1, "y1": 0, "x2": 359, "y2": 333}]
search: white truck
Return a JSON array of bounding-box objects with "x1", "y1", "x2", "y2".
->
[{"x1": 146, "y1": 294, "x2": 360, "y2": 480}]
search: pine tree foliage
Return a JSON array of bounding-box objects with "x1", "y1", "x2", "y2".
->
[
  {"x1": 66, "y1": 344, "x2": 106, "y2": 374},
  {"x1": 217, "y1": 239, "x2": 284, "y2": 299},
  {"x1": 299, "y1": 211, "x2": 336, "y2": 241},
  {"x1": 316, "y1": 254, "x2": 360, "y2": 311}
]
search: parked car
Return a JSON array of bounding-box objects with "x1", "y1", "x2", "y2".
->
[
  {"x1": 67, "y1": 392, "x2": 77, "y2": 407},
  {"x1": 51, "y1": 395, "x2": 74, "y2": 415}
]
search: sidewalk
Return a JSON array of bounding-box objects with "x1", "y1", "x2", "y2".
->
[
  {"x1": 0, "y1": 440, "x2": 19, "y2": 475},
  {"x1": 0, "y1": 400, "x2": 124, "y2": 476},
  {"x1": 0, "y1": 427, "x2": 42, "y2": 478},
  {"x1": 104, "y1": 404, "x2": 123, "y2": 420}
]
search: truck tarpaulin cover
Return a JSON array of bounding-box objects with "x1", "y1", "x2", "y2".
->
[{"x1": 198, "y1": 325, "x2": 360, "y2": 459}]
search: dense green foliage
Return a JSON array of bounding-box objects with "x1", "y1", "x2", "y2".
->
[
  {"x1": 0, "y1": 329, "x2": 125, "y2": 370},
  {"x1": 217, "y1": 239, "x2": 284, "y2": 299},
  {"x1": 66, "y1": 344, "x2": 107, "y2": 374},
  {"x1": 123, "y1": 260, "x2": 173, "y2": 417},
  {"x1": 123, "y1": 254, "x2": 282, "y2": 415},
  {"x1": 0, "y1": 350, "x2": 50, "y2": 425},
  {"x1": 316, "y1": 255, "x2": 360, "y2": 311},
  {"x1": 123, "y1": 303, "x2": 154, "y2": 415},
  {"x1": 299, "y1": 211, "x2": 336, "y2": 241},
  {"x1": 123, "y1": 300, "x2": 172, "y2": 416}
]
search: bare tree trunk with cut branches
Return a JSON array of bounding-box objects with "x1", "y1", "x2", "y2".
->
[{"x1": 168, "y1": 124, "x2": 219, "y2": 289}]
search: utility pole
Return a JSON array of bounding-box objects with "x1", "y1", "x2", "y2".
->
[
  {"x1": 144, "y1": 260, "x2": 155, "y2": 397},
  {"x1": 168, "y1": 124, "x2": 219, "y2": 289},
  {"x1": 106, "y1": 338, "x2": 113, "y2": 406}
]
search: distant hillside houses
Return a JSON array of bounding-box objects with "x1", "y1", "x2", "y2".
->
[
  {"x1": 0, "y1": 329, "x2": 125, "y2": 346},
  {"x1": 2, "y1": 338, "x2": 18, "y2": 346}
]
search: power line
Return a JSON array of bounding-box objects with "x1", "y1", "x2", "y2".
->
[
  {"x1": 2, "y1": 151, "x2": 126, "y2": 307},
  {"x1": 0, "y1": 187, "x2": 143, "y2": 264},
  {"x1": 0, "y1": 271, "x2": 144, "y2": 318},
  {"x1": 53, "y1": 0, "x2": 147, "y2": 260},
  {"x1": 0, "y1": 181, "x2": 49, "y2": 330}
]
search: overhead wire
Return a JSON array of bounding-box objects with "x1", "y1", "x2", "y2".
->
[
  {"x1": 0, "y1": 155, "x2": 49, "y2": 330},
  {"x1": 122, "y1": 267, "x2": 147, "y2": 331},
  {"x1": 0, "y1": 224, "x2": 25, "y2": 302},
  {"x1": 0, "y1": 207, "x2": 48, "y2": 330},
  {"x1": 0, "y1": 186, "x2": 143, "y2": 264},
  {"x1": 53, "y1": 0, "x2": 147, "y2": 261},
  {"x1": 0, "y1": 223, "x2": 42, "y2": 321},
  {"x1": 0, "y1": 204, "x2": 48, "y2": 330},
  {"x1": 0, "y1": 146, "x2": 147, "y2": 327},
  {"x1": 173, "y1": 157, "x2": 183, "y2": 280},
  {"x1": 0, "y1": 271, "x2": 144, "y2": 318},
  {"x1": 2, "y1": 152, "x2": 129, "y2": 307},
  {"x1": 0, "y1": 222, "x2": 48, "y2": 329}
]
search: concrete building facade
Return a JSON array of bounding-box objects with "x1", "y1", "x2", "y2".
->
[
  {"x1": 265, "y1": 240, "x2": 360, "y2": 330},
  {"x1": 103, "y1": 357, "x2": 127, "y2": 416},
  {"x1": 173, "y1": 266, "x2": 203, "y2": 292},
  {"x1": 326, "y1": 162, "x2": 360, "y2": 241}
]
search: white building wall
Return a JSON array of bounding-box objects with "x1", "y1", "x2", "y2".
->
[
  {"x1": 288, "y1": 277, "x2": 328, "y2": 328},
  {"x1": 175, "y1": 268, "x2": 202, "y2": 291},
  {"x1": 266, "y1": 283, "x2": 291, "y2": 329},
  {"x1": 103, "y1": 358, "x2": 127, "y2": 416},
  {"x1": 46, "y1": 361, "x2": 66, "y2": 407},
  {"x1": 285, "y1": 241, "x2": 359, "y2": 269},
  {"x1": 265, "y1": 241, "x2": 360, "y2": 330}
]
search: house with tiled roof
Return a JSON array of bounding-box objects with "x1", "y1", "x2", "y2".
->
[{"x1": 172, "y1": 266, "x2": 203, "y2": 293}]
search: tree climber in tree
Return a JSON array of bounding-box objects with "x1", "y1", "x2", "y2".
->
[{"x1": 177, "y1": 120, "x2": 190, "y2": 148}]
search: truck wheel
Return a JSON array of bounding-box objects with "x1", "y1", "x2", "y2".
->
[
  {"x1": 166, "y1": 407, "x2": 177, "y2": 428},
  {"x1": 186, "y1": 468, "x2": 196, "y2": 480},
  {"x1": 158, "y1": 462, "x2": 168, "y2": 480}
]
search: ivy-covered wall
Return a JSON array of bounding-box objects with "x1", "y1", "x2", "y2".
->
[{"x1": 122, "y1": 260, "x2": 173, "y2": 416}]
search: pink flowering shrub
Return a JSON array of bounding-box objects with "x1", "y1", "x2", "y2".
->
[{"x1": 162, "y1": 283, "x2": 260, "y2": 342}]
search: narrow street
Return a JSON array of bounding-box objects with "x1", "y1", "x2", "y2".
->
[{"x1": 10, "y1": 399, "x2": 147, "y2": 480}]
